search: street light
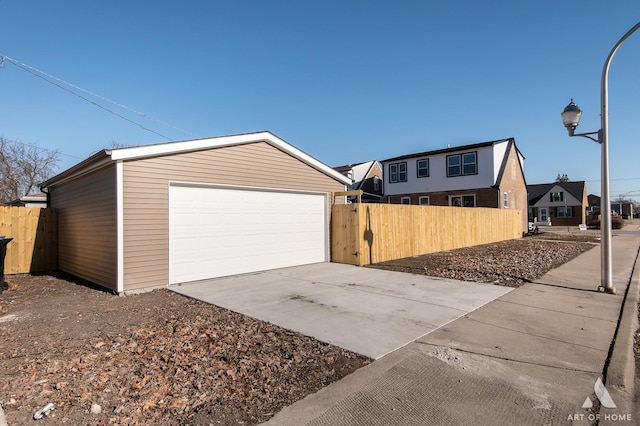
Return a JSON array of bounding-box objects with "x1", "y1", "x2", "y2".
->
[{"x1": 560, "y1": 21, "x2": 640, "y2": 294}]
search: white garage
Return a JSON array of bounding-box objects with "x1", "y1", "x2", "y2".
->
[{"x1": 169, "y1": 183, "x2": 328, "y2": 284}]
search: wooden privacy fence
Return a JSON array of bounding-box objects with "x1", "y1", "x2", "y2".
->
[
  {"x1": 332, "y1": 203, "x2": 522, "y2": 266},
  {"x1": 0, "y1": 207, "x2": 57, "y2": 274}
]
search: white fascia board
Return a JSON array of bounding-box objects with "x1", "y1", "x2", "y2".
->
[
  {"x1": 108, "y1": 131, "x2": 352, "y2": 186},
  {"x1": 116, "y1": 161, "x2": 124, "y2": 294}
]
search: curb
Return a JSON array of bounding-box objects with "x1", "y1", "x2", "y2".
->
[
  {"x1": 0, "y1": 403, "x2": 7, "y2": 426},
  {"x1": 603, "y1": 245, "x2": 639, "y2": 422}
]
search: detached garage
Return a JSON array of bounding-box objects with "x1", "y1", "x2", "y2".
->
[{"x1": 41, "y1": 131, "x2": 350, "y2": 293}]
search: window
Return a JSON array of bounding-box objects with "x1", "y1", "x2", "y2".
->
[
  {"x1": 447, "y1": 152, "x2": 477, "y2": 177},
  {"x1": 447, "y1": 155, "x2": 460, "y2": 177},
  {"x1": 401, "y1": 197, "x2": 411, "y2": 205},
  {"x1": 419, "y1": 196, "x2": 430, "y2": 206},
  {"x1": 539, "y1": 207, "x2": 548, "y2": 222},
  {"x1": 550, "y1": 192, "x2": 564, "y2": 202},
  {"x1": 449, "y1": 195, "x2": 476, "y2": 207},
  {"x1": 389, "y1": 162, "x2": 407, "y2": 183},
  {"x1": 557, "y1": 207, "x2": 573, "y2": 217},
  {"x1": 373, "y1": 176, "x2": 380, "y2": 191},
  {"x1": 503, "y1": 192, "x2": 509, "y2": 208},
  {"x1": 462, "y1": 153, "x2": 477, "y2": 175},
  {"x1": 417, "y1": 159, "x2": 429, "y2": 178}
]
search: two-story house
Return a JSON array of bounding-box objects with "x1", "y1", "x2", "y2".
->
[
  {"x1": 333, "y1": 160, "x2": 383, "y2": 203},
  {"x1": 527, "y1": 181, "x2": 588, "y2": 226},
  {"x1": 381, "y1": 138, "x2": 527, "y2": 232}
]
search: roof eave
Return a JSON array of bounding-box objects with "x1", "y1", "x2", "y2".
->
[
  {"x1": 381, "y1": 138, "x2": 512, "y2": 163},
  {"x1": 41, "y1": 131, "x2": 351, "y2": 189},
  {"x1": 41, "y1": 150, "x2": 112, "y2": 189}
]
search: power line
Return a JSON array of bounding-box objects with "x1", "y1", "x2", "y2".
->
[
  {"x1": 0, "y1": 54, "x2": 195, "y2": 141},
  {"x1": 585, "y1": 177, "x2": 640, "y2": 183}
]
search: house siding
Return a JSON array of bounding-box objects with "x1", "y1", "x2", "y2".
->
[
  {"x1": 122, "y1": 141, "x2": 344, "y2": 291},
  {"x1": 360, "y1": 162, "x2": 383, "y2": 202},
  {"x1": 383, "y1": 144, "x2": 502, "y2": 196},
  {"x1": 48, "y1": 165, "x2": 118, "y2": 291},
  {"x1": 497, "y1": 143, "x2": 528, "y2": 232},
  {"x1": 386, "y1": 187, "x2": 499, "y2": 207}
]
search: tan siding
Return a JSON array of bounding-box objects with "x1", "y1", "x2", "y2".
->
[
  {"x1": 49, "y1": 166, "x2": 117, "y2": 291},
  {"x1": 122, "y1": 142, "x2": 344, "y2": 291}
]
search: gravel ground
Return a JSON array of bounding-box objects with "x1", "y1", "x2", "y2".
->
[{"x1": 0, "y1": 232, "x2": 601, "y2": 425}]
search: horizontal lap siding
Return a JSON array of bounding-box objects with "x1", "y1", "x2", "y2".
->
[
  {"x1": 49, "y1": 166, "x2": 117, "y2": 291},
  {"x1": 122, "y1": 142, "x2": 344, "y2": 291}
]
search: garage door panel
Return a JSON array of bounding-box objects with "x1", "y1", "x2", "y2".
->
[{"x1": 169, "y1": 185, "x2": 327, "y2": 284}]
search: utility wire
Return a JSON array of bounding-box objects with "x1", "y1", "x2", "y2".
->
[{"x1": 0, "y1": 54, "x2": 195, "y2": 140}]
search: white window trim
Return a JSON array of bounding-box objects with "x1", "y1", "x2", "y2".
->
[
  {"x1": 401, "y1": 196, "x2": 411, "y2": 205},
  {"x1": 462, "y1": 152, "x2": 477, "y2": 175},
  {"x1": 503, "y1": 192, "x2": 509, "y2": 208},
  {"x1": 389, "y1": 163, "x2": 398, "y2": 183},
  {"x1": 447, "y1": 152, "x2": 477, "y2": 177},
  {"x1": 447, "y1": 155, "x2": 461, "y2": 177},
  {"x1": 417, "y1": 159, "x2": 429, "y2": 178},
  {"x1": 388, "y1": 162, "x2": 407, "y2": 183},
  {"x1": 419, "y1": 196, "x2": 430, "y2": 206}
]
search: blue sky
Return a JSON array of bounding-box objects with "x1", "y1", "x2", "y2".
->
[{"x1": 1, "y1": 1, "x2": 639, "y2": 199}]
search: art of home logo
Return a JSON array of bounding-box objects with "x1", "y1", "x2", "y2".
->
[
  {"x1": 581, "y1": 377, "x2": 615, "y2": 409},
  {"x1": 567, "y1": 378, "x2": 633, "y2": 422}
]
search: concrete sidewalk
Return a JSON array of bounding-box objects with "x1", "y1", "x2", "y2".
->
[{"x1": 266, "y1": 233, "x2": 640, "y2": 425}]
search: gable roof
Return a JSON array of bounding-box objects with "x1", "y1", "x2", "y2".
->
[
  {"x1": 527, "y1": 181, "x2": 586, "y2": 204},
  {"x1": 381, "y1": 138, "x2": 517, "y2": 163},
  {"x1": 42, "y1": 131, "x2": 351, "y2": 188},
  {"x1": 6, "y1": 192, "x2": 48, "y2": 207},
  {"x1": 493, "y1": 138, "x2": 527, "y2": 188},
  {"x1": 333, "y1": 160, "x2": 380, "y2": 189}
]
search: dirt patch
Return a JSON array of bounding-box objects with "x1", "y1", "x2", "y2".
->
[
  {"x1": 368, "y1": 233, "x2": 597, "y2": 287},
  {"x1": 0, "y1": 275, "x2": 369, "y2": 425}
]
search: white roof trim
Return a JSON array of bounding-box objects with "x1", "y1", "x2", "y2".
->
[{"x1": 107, "y1": 131, "x2": 351, "y2": 185}]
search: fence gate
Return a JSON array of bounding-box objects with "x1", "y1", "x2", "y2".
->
[{"x1": 330, "y1": 204, "x2": 361, "y2": 266}]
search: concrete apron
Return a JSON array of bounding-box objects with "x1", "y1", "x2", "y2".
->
[{"x1": 169, "y1": 263, "x2": 511, "y2": 360}]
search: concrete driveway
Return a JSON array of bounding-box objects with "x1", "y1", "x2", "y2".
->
[{"x1": 169, "y1": 263, "x2": 511, "y2": 359}]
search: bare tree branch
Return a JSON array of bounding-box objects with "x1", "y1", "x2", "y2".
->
[{"x1": 0, "y1": 137, "x2": 60, "y2": 204}]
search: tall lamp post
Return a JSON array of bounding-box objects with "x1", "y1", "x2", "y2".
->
[{"x1": 561, "y1": 21, "x2": 640, "y2": 294}]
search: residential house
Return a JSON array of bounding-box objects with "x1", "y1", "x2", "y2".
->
[
  {"x1": 333, "y1": 160, "x2": 383, "y2": 203},
  {"x1": 380, "y1": 138, "x2": 528, "y2": 232},
  {"x1": 6, "y1": 192, "x2": 48, "y2": 208},
  {"x1": 527, "y1": 181, "x2": 588, "y2": 227},
  {"x1": 587, "y1": 194, "x2": 600, "y2": 216},
  {"x1": 612, "y1": 201, "x2": 634, "y2": 219}
]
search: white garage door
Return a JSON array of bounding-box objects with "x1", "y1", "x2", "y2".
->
[{"x1": 169, "y1": 184, "x2": 328, "y2": 284}]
